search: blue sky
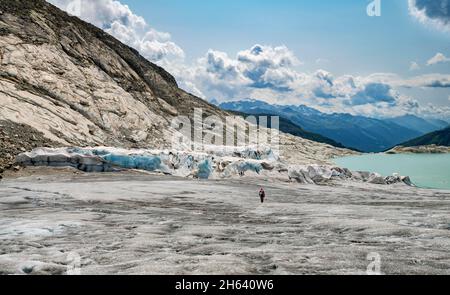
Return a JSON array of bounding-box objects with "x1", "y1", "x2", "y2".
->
[
  {"x1": 49, "y1": 0, "x2": 450, "y2": 119},
  {"x1": 122, "y1": 0, "x2": 449, "y2": 76}
]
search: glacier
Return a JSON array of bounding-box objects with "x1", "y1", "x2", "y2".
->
[
  {"x1": 14, "y1": 146, "x2": 413, "y2": 186},
  {"x1": 14, "y1": 146, "x2": 278, "y2": 180}
]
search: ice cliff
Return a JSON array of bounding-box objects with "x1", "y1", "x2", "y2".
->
[{"x1": 15, "y1": 147, "x2": 413, "y2": 186}]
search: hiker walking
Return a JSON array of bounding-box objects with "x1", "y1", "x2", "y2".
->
[{"x1": 259, "y1": 188, "x2": 266, "y2": 203}]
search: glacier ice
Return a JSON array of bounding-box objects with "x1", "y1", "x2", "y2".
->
[
  {"x1": 197, "y1": 159, "x2": 212, "y2": 179},
  {"x1": 14, "y1": 147, "x2": 276, "y2": 180},
  {"x1": 101, "y1": 154, "x2": 162, "y2": 172},
  {"x1": 14, "y1": 146, "x2": 413, "y2": 186}
]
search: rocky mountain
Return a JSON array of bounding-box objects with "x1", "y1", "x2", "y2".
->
[
  {"x1": 229, "y1": 110, "x2": 349, "y2": 150},
  {"x1": 219, "y1": 100, "x2": 424, "y2": 152},
  {"x1": 426, "y1": 118, "x2": 449, "y2": 129},
  {"x1": 385, "y1": 115, "x2": 448, "y2": 135},
  {"x1": 0, "y1": 0, "x2": 229, "y2": 148},
  {"x1": 399, "y1": 126, "x2": 450, "y2": 147},
  {"x1": 0, "y1": 120, "x2": 61, "y2": 177},
  {"x1": 0, "y1": 0, "x2": 356, "y2": 172}
]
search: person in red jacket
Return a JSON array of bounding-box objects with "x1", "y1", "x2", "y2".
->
[{"x1": 259, "y1": 188, "x2": 266, "y2": 203}]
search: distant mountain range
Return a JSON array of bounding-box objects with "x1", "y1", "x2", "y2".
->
[
  {"x1": 399, "y1": 126, "x2": 450, "y2": 147},
  {"x1": 385, "y1": 115, "x2": 448, "y2": 135},
  {"x1": 218, "y1": 99, "x2": 448, "y2": 152},
  {"x1": 229, "y1": 110, "x2": 349, "y2": 150}
]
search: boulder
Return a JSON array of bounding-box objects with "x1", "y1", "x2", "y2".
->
[
  {"x1": 367, "y1": 173, "x2": 386, "y2": 185},
  {"x1": 401, "y1": 176, "x2": 414, "y2": 186},
  {"x1": 261, "y1": 162, "x2": 275, "y2": 171},
  {"x1": 385, "y1": 176, "x2": 400, "y2": 185},
  {"x1": 307, "y1": 165, "x2": 333, "y2": 182},
  {"x1": 351, "y1": 171, "x2": 370, "y2": 181},
  {"x1": 288, "y1": 165, "x2": 337, "y2": 184},
  {"x1": 288, "y1": 168, "x2": 315, "y2": 184}
]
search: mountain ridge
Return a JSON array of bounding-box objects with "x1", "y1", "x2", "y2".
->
[
  {"x1": 218, "y1": 99, "x2": 440, "y2": 152},
  {"x1": 386, "y1": 114, "x2": 448, "y2": 134},
  {"x1": 228, "y1": 110, "x2": 351, "y2": 150},
  {"x1": 0, "y1": 0, "x2": 228, "y2": 148}
]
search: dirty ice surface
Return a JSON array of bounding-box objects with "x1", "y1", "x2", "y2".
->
[{"x1": 0, "y1": 168, "x2": 449, "y2": 275}]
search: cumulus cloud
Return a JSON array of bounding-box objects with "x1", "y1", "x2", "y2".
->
[
  {"x1": 419, "y1": 103, "x2": 450, "y2": 119},
  {"x1": 427, "y1": 52, "x2": 450, "y2": 65},
  {"x1": 172, "y1": 43, "x2": 449, "y2": 119},
  {"x1": 188, "y1": 49, "x2": 252, "y2": 99},
  {"x1": 46, "y1": 0, "x2": 449, "y2": 120},
  {"x1": 174, "y1": 45, "x2": 303, "y2": 100},
  {"x1": 310, "y1": 70, "x2": 337, "y2": 99},
  {"x1": 409, "y1": 0, "x2": 450, "y2": 31},
  {"x1": 347, "y1": 83, "x2": 398, "y2": 106},
  {"x1": 182, "y1": 46, "x2": 415, "y2": 113},
  {"x1": 402, "y1": 74, "x2": 450, "y2": 88},
  {"x1": 236, "y1": 44, "x2": 300, "y2": 91},
  {"x1": 47, "y1": 0, "x2": 184, "y2": 63},
  {"x1": 362, "y1": 73, "x2": 450, "y2": 89}
]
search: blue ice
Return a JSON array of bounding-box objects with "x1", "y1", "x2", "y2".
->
[
  {"x1": 101, "y1": 154, "x2": 162, "y2": 171},
  {"x1": 238, "y1": 162, "x2": 262, "y2": 174},
  {"x1": 197, "y1": 159, "x2": 212, "y2": 179}
]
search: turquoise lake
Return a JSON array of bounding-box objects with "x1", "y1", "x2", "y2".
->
[{"x1": 333, "y1": 153, "x2": 450, "y2": 190}]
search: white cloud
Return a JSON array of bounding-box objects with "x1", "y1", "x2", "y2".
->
[
  {"x1": 401, "y1": 74, "x2": 450, "y2": 88},
  {"x1": 47, "y1": 0, "x2": 184, "y2": 63},
  {"x1": 172, "y1": 45, "x2": 303, "y2": 101},
  {"x1": 180, "y1": 46, "x2": 414, "y2": 112},
  {"x1": 362, "y1": 73, "x2": 450, "y2": 88},
  {"x1": 172, "y1": 44, "x2": 450, "y2": 119},
  {"x1": 47, "y1": 0, "x2": 449, "y2": 120},
  {"x1": 427, "y1": 52, "x2": 450, "y2": 65},
  {"x1": 409, "y1": 61, "x2": 420, "y2": 70},
  {"x1": 347, "y1": 83, "x2": 398, "y2": 106},
  {"x1": 236, "y1": 44, "x2": 301, "y2": 90},
  {"x1": 419, "y1": 103, "x2": 450, "y2": 119}
]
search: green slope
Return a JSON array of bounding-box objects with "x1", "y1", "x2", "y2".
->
[{"x1": 400, "y1": 126, "x2": 450, "y2": 147}]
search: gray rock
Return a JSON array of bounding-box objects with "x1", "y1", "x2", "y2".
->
[
  {"x1": 288, "y1": 169, "x2": 315, "y2": 184},
  {"x1": 367, "y1": 173, "x2": 386, "y2": 185},
  {"x1": 385, "y1": 176, "x2": 400, "y2": 185},
  {"x1": 401, "y1": 176, "x2": 414, "y2": 186}
]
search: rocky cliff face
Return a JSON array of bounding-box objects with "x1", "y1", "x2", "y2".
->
[
  {"x1": 0, "y1": 0, "x2": 227, "y2": 148},
  {"x1": 0, "y1": 0, "x2": 355, "y2": 173}
]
